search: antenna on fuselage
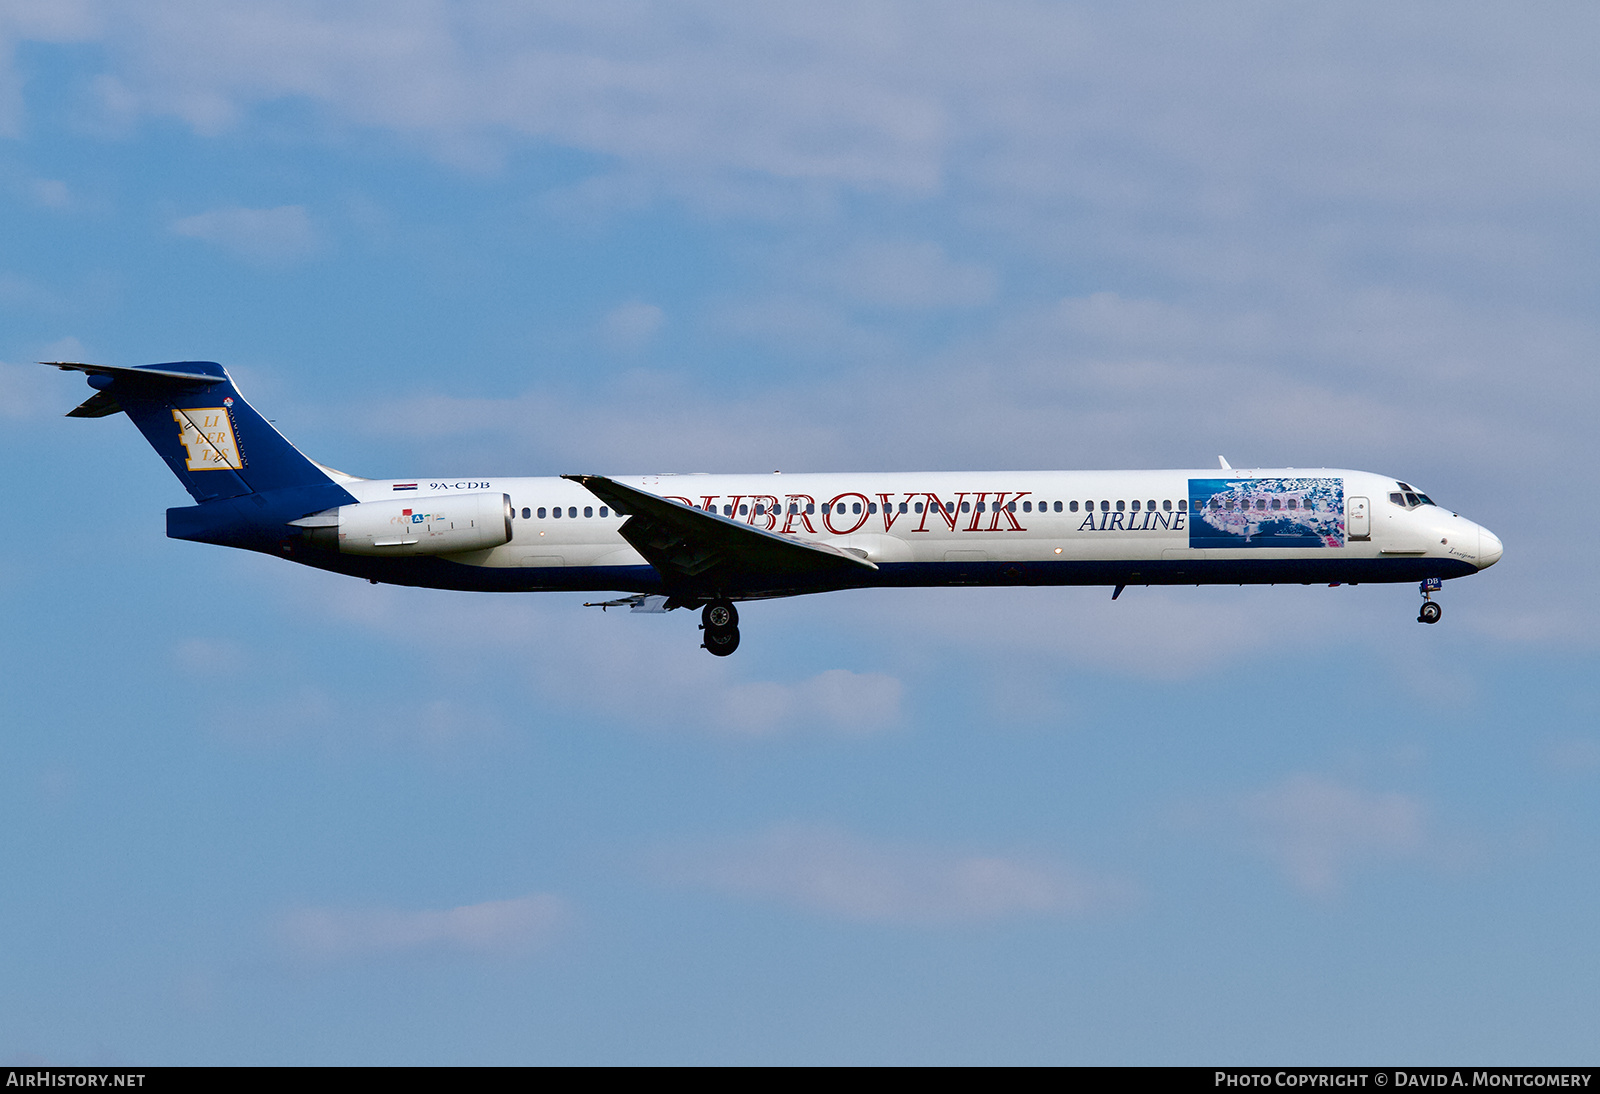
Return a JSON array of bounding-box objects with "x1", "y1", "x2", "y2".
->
[{"x1": 1218, "y1": 455, "x2": 1232, "y2": 470}]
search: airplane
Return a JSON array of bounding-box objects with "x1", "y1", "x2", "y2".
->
[{"x1": 48, "y1": 360, "x2": 1503, "y2": 654}]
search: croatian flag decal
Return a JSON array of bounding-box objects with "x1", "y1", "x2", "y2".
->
[{"x1": 393, "y1": 483, "x2": 418, "y2": 491}]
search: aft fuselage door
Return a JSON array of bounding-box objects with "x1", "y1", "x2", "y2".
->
[{"x1": 1348, "y1": 496, "x2": 1370, "y2": 541}]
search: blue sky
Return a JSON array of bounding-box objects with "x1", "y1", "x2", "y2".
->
[{"x1": 2, "y1": 2, "x2": 1597, "y2": 1064}]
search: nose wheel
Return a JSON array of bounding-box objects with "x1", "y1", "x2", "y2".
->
[
  {"x1": 700, "y1": 599, "x2": 741, "y2": 655},
  {"x1": 1417, "y1": 578, "x2": 1442, "y2": 625}
]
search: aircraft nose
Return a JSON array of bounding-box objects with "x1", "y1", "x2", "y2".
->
[{"x1": 1477, "y1": 526, "x2": 1503, "y2": 569}]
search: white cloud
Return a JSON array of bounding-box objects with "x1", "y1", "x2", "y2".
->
[
  {"x1": 654, "y1": 823, "x2": 1128, "y2": 924},
  {"x1": 1544, "y1": 737, "x2": 1600, "y2": 774},
  {"x1": 171, "y1": 636, "x2": 247, "y2": 673},
  {"x1": 819, "y1": 239, "x2": 997, "y2": 310},
  {"x1": 0, "y1": 358, "x2": 62, "y2": 419},
  {"x1": 0, "y1": 272, "x2": 64, "y2": 314},
  {"x1": 11, "y1": 1, "x2": 1591, "y2": 228},
  {"x1": 602, "y1": 300, "x2": 664, "y2": 351},
  {"x1": 278, "y1": 892, "x2": 570, "y2": 960},
  {"x1": 169, "y1": 204, "x2": 318, "y2": 264},
  {"x1": 714, "y1": 669, "x2": 902, "y2": 737},
  {"x1": 254, "y1": 568, "x2": 903, "y2": 740},
  {"x1": 29, "y1": 178, "x2": 70, "y2": 209},
  {"x1": 219, "y1": 681, "x2": 508, "y2": 752},
  {"x1": 1235, "y1": 775, "x2": 1428, "y2": 896}
]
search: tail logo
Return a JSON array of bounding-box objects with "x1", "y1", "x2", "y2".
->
[{"x1": 172, "y1": 407, "x2": 244, "y2": 470}]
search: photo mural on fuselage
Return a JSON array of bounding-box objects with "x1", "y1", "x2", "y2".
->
[{"x1": 1187, "y1": 478, "x2": 1345, "y2": 549}]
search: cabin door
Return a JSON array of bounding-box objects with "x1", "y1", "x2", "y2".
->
[{"x1": 1348, "y1": 496, "x2": 1370, "y2": 541}]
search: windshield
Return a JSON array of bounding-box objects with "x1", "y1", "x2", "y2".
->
[{"x1": 1390, "y1": 484, "x2": 1437, "y2": 510}]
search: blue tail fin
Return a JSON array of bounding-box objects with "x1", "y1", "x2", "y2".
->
[{"x1": 50, "y1": 360, "x2": 336, "y2": 502}]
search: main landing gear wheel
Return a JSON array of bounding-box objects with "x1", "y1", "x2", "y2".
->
[
  {"x1": 701, "y1": 599, "x2": 741, "y2": 656},
  {"x1": 703, "y1": 601, "x2": 738, "y2": 630},
  {"x1": 1418, "y1": 601, "x2": 1442, "y2": 625},
  {"x1": 703, "y1": 626, "x2": 741, "y2": 656}
]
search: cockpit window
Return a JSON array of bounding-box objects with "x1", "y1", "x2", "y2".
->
[{"x1": 1390, "y1": 489, "x2": 1438, "y2": 510}]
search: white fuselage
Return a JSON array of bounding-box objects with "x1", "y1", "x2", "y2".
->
[{"x1": 332, "y1": 468, "x2": 1502, "y2": 589}]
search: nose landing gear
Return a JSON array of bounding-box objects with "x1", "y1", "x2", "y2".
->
[
  {"x1": 700, "y1": 599, "x2": 741, "y2": 655},
  {"x1": 1418, "y1": 578, "x2": 1442, "y2": 624}
]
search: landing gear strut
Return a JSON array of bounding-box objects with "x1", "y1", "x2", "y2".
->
[
  {"x1": 701, "y1": 599, "x2": 741, "y2": 656},
  {"x1": 1417, "y1": 578, "x2": 1442, "y2": 625}
]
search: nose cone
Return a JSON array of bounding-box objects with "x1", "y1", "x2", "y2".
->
[{"x1": 1477, "y1": 526, "x2": 1503, "y2": 569}]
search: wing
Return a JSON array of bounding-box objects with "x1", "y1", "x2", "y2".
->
[{"x1": 563, "y1": 474, "x2": 877, "y2": 598}]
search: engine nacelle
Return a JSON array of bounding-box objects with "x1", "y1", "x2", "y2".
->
[{"x1": 293, "y1": 492, "x2": 513, "y2": 556}]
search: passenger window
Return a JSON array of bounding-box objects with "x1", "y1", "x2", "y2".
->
[
  {"x1": 584, "y1": 506, "x2": 593, "y2": 518},
  {"x1": 739, "y1": 504, "x2": 748, "y2": 516},
  {"x1": 1130, "y1": 500, "x2": 1140, "y2": 512},
  {"x1": 1271, "y1": 499, "x2": 1281, "y2": 510},
  {"x1": 1255, "y1": 499, "x2": 1266, "y2": 510},
  {"x1": 521, "y1": 507, "x2": 530, "y2": 519},
  {"x1": 600, "y1": 507, "x2": 608, "y2": 518},
  {"x1": 853, "y1": 502, "x2": 863, "y2": 514},
  {"x1": 868, "y1": 502, "x2": 877, "y2": 514},
  {"x1": 537, "y1": 507, "x2": 546, "y2": 519},
  {"x1": 1162, "y1": 499, "x2": 1171, "y2": 512},
  {"x1": 960, "y1": 501, "x2": 970, "y2": 513},
  {"x1": 1069, "y1": 501, "x2": 1078, "y2": 512},
  {"x1": 723, "y1": 504, "x2": 732, "y2": 515},
  {"x1": 1022, "y1": 501, "x2": 1032, "y2": 512},
  {"x1": 807, "y1": 504, "x2": 816, "y2": 515},
  {"x1": 914, "y1": 502, "x2": 924, "y2": 513},
  {"x1": 1287, "y1": 499, "x2": 1297, "y2": 510},
  {"x1": 568, "y1": 507, "x2": 577, "y2": 518},
  {"x1": 1178, "y1": 500, "x2": 1187, "y2": 512},
  {"x1": 899, "y1": 502, "x2": 908, "y2": 513},
  {"x1": 1116, "y1": 500, "x2": 1125, "y2": 512},
  {"x1": 552, "y1": 507, "x2": 561, "y2": 518}
]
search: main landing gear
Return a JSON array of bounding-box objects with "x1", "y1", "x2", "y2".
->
[
  {"x1": 1418, "y1": 578, "x2": 1443, "y2": 625},
  {"x1": 701, "y1": 599, "x2": 741, "y2": 656}
]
